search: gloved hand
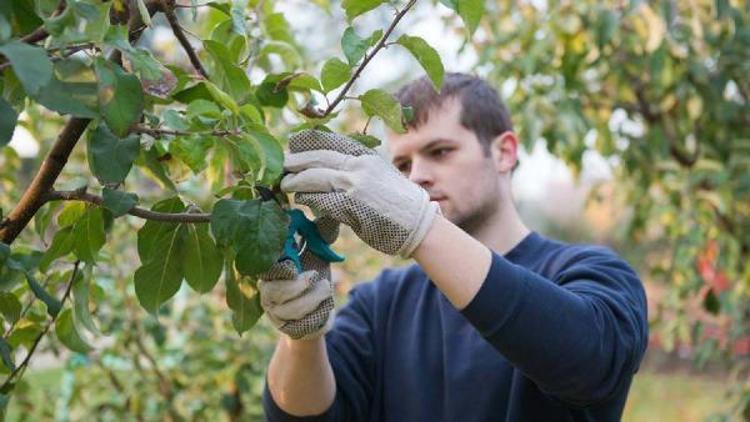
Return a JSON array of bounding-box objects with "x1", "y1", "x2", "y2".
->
[
  {"x1": 281, "y1": 130, "x2": 440, "y2": 258},
  {"x1": 258, "y1": 215, "x2": 339, "y2": 340}
]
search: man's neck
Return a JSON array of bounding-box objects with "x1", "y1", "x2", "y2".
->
[{"x1": 468, "y1": 202, "x2": 530, "y2": 256}]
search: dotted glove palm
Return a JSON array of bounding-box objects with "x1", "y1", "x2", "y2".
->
[
  {"x1": 281, "y1": 130, "x2": 440, "y2": 258},
  {"x1": 257, "y1": 216, "x2": 339, "y2": 340}
]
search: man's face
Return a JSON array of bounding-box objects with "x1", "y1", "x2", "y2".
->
[{"x1": 387, "y1": 98, "x2": 503, "y2": 233}]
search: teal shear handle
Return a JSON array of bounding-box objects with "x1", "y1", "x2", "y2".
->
[{"x1": 281, "y1": 209, "x2": 345, "y2": 272}]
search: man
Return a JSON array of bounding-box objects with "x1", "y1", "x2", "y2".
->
[{"x1": 259, "y1": 73, "x2": 648, "y2": 421}]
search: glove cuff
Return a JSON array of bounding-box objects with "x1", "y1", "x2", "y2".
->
[{"x1": 398, "y1": 199, "x2": 440, "y2": 259}]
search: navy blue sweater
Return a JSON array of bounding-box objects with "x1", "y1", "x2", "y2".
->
[{"x1": 263, "y1": 231, "x2": 649, "y2": 421}]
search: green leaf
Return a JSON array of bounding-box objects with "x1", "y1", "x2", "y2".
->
[
  {"x1": 0, "y1": 97, "x2": 17, "y2": 147},
  {"x1": 7, "y1": 320, "x2": 43, "y2": 349},
  {"x1": 457, "y1": 0, "x2": 484, "y2": 35},
  {"x1": 104, "y1": 25, "x2": 163, "y2": 81},
  {"x1": 204, "y1": 81, "x2": 240, "y2": 115},
  {"x1": 255, "y1": 81, "x2": 289, "y2": 108},
  {"x1": 58, "y1": 202, "x2": 87, "y2": 228},
  {"x1": 137, "y1": 197, "x2": 185, "y2": 260},
  {"x1": 396, "y1": 35, "x2": 444, "y2": 91},
  {"x1": 204, "y1": 40, "x2": 251, "y2": 103},
  {"x1": 225, "y1": 263, "x2": 262, "y2": 334},
  {"x1": 135, "y1": 147, "x2": 178, "y2": 191},
  {"x1": 223, "y1": 135, "x2": 261, "y2": 175},
  {"x1": 134, "y1": 222, "x2": 188, "y2": 314},
  {"x1": 359, "y1": 89, "x2": 405, "y2": 133},
  {"x1": 135, "y1": 0, "x2": 152, "y2": 27},
  {"x1": 34, "y1": 77, "x2": 99, "y2": 118},
  {"x1": 184, "y1": 224, "x2": 223, "y2": 293},
  {"x1": 210, "y1": 19, "x2": 248, "y2": 64},
  {"x1": 0, "y1": 292, "x2": 21, "y2": 324},
  {"x1": 259, "y1": 41, "x2": 302, "y2": 69},
  {"x1": 340, "y1": 27, "x2": 382, "y2": 66},
  {"x1": 45, "y1": 0, "x2": 111, "y2": 44},
  {"x1": 0, "y1": 40, "x2": 53, "y2": 96},
  {"x1": 246, "y1": 129, "x2": 284, "y2": 185},
  {"x1": 264, "y1": 12, "x2": 294, "y2": 44},
  {"x1": 349, "y1": 133, "x2": 381, "y2": 148},
  {"x1": 94, "y1": 58, "x2": 144, "y2": 137},
  {"x1": 320, "y1": 58, "x2": 351, "y2": 93},
  {"x1": 25, "y1": 273, "x2": 62, "y2": 318},
  {"x1": 186, "y1": 99, "x2": 221, "y2": 122},
  {"x1": 72, "y1": 265, "x2": 99, "y2": 335},
  {"x1": 39, "y1": 226, "x2": 75, "y2": 272},
  {"x1": 102, "y1": 188, "x2": 138, "y2": 218},
  {"x1": 87, "y1": 124, "x2": 140, "y2": 185},
  {"x1": 55, "y1": 309, "x2": 92, "y2": 353},
  {"x1": 170, "y1": 135, "x2": 213, "y2": 174},
  {"x1": 210, "y1": 199, "x2": 288, "y2": 275},
  {"x1": 287, "y1": 73, "x2": 323, "y2": 93},
  {"x1": 230, "y1": 0, "x2": 248, "y2": 36},
  {"x1": 342, "y1": 0, "x2": 385, "y2": 20},
  {"x1": 0, "y1": 337, "x2": 14, "y2": 372},
  {"x1": 72, "y1": 206, "x2": 106, "y2": 264}
]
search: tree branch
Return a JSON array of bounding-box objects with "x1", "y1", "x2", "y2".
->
[
  {"x1": 45, "y1": 190, "x2": 211, "y2": 223},
  {"x1": 323, "y1": 0, "x2": 417, "y2": 116},
  {"x1": 0, "y1": 1, "x2": 161, "y2": 245},
  {"x1": 160, "y1": 0, "x2": 209, "y2": 79},
  {"x1": 630, "y1": 76, "x2": 699, "y2": 167},
  {"x1": 0, "y1": 261, "x2": 80, "y2": 392},
  {"x1": 131, "y1": 125, "x2": 241, "y2": 138}
]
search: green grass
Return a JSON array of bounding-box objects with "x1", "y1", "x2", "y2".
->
[{"x1": 623, "y1": 370, "x2": 730, "y2": 422}]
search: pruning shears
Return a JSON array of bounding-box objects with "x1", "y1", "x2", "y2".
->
[
  {"x1": 281, "y1": 208, "x2": 345, "y2": 272},
  {"x1": 255, "y1": 185, "x2": 345, "y2": 272}
]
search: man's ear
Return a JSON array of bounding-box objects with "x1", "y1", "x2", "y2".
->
[{"x1": 489, "y1": 131, "x2": 518, "y2": 173}]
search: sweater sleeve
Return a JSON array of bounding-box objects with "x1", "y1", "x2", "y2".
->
[
  {"x1": 263, "y1": 281, "x2": 378, "y2": 421},
  {"x1": 460, "y1": 247, "x2": 648, "y2": 407}
]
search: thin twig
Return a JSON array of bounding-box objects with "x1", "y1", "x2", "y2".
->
[
  {"x1": 45, "y1": 190, "x2": 211, "y2": 223},
  {"x1": 0, "y1": 261, "x2": 81, "y2": 391},
  {"x1": 161, "y1": 0, "x2": 209, "y2": 79},
  {"x1": 323, "y1": 0, "x2": 418, "y2": 116},
  {"x1": 0, "y1": 44, "x2": 99, "y2": 72},
  {"x1": 131, "y1": 126, "x2": 241, "y2": 138}
]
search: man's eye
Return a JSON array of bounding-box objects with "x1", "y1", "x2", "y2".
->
[
  {"x1": 396, "y1": 162, "x2": 411, "y2": 173},
  {"x1": 432, "y1": 148, "x2": 450, "y2": 157}
]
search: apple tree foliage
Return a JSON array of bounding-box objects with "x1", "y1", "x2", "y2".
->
[
  {"x1": 0, "y1": 0, "x2": 459, "y2": 417},
  {"x1": 475, "y1": 1, "x2": 749, "y2": 417}
]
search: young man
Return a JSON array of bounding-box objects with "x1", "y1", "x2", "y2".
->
[{"x1": 259, "y1": 73, "x2": 649, "y2": 421}]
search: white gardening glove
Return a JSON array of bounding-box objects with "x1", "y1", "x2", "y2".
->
[
  {"x1": 280, "y1": 130, "x2": 440, "y2": 258},
  {"x1": 257, "y1": 215, "x2": 339, "y2": 340}
]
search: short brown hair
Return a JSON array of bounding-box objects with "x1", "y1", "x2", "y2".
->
[{"x1": 394, "y1": 73, "x2": 513, "y2": 155}]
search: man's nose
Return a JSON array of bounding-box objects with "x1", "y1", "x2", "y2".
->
[{"x1": 408, "y1": 158, "x2": 434, "y2": 188}]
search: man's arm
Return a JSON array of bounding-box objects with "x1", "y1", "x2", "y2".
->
[
  {"x1": 413, "y1": 214, "x2": 649, "y2": 406},
  {"x1": 266, "y1": 337, "x2": 336, "y2": 417},
  {"x1": 412, "y1": 214, "x2": 493, "y2": 309},
  {"x1": 263, "y1": 281, "x2": 379, "y2": 421}
]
